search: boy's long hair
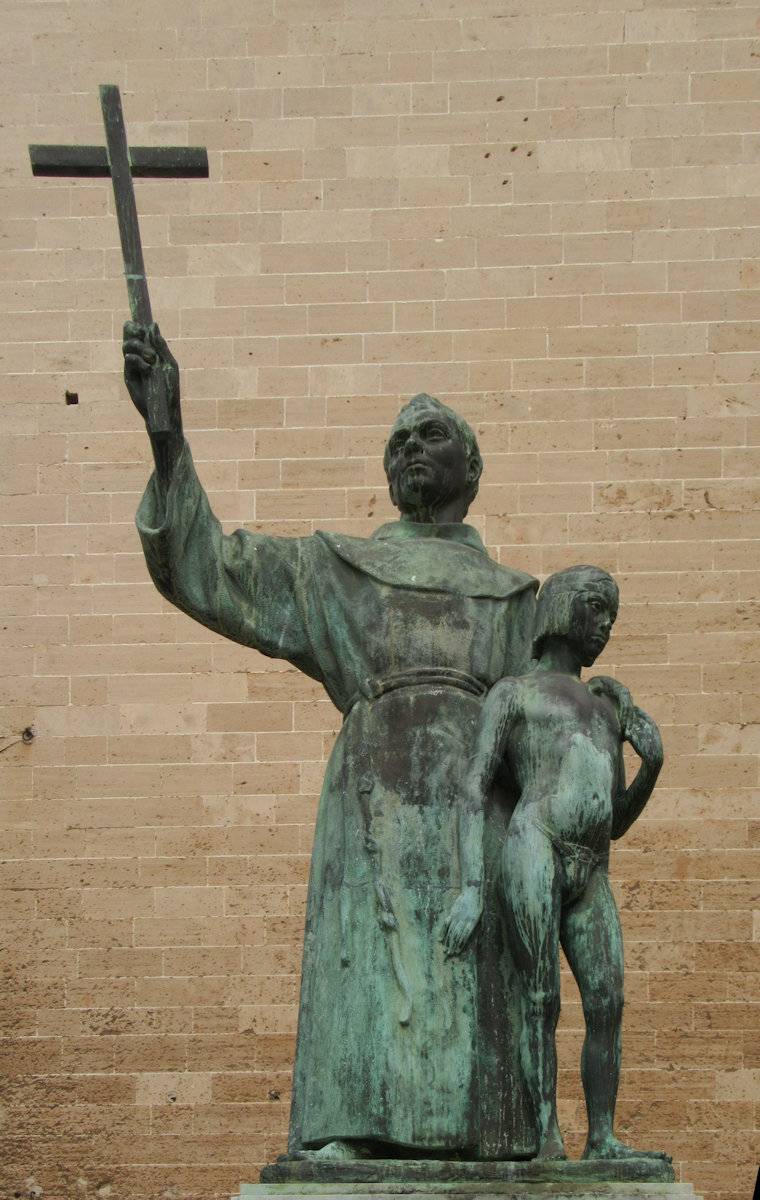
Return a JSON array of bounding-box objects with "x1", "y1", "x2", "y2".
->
[{"x1": 533, "y1": 565, "x2": 618, "y2": 657}]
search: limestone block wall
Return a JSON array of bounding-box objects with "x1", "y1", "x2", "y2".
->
[{"x1": 1, "y1": 2, "x2": 758, "y2": 1198}]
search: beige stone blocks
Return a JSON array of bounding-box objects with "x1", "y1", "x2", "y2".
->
[{"x1": 1, "y1": 2, "x2": 758, "y2": 1198}]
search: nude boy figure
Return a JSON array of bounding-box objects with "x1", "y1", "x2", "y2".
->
[{"x1": 443, "y1": 565, "x2": 668, "y2": 1163}]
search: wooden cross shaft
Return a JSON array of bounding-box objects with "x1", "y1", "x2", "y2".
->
[{"x1": 29, "y1": 84, "x2": 209, "y2": 440}]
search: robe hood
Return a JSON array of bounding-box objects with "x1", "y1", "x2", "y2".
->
[{"x1": 315, "y1": 522, "x2": 537, "y2": 600}]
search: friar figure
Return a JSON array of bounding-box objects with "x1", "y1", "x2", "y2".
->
[
  {"x1": 123, "y1": 322, "x2": 539, "y2": 1161},
  {"x1": 457, "y1": 566, "x2": 669, "y2": 1163}
]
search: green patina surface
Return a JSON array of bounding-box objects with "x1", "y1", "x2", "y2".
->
[
  {"x1": 136, "y1": 444, "x2": 538, "y2": 1156},
  {"x1": 127, "y1": 338, "x2": 668, "y2": 1172},
  {"x1": 466, "y1": 567, "x2": 665, "y2": 1165},
  {"x1": 128, "y1": 363, "x2": 541, "y2": 1160}
]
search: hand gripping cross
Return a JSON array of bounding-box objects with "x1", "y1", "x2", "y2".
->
[{"x1": 30, "y1": 84, "x2": 208, "y2": 440}]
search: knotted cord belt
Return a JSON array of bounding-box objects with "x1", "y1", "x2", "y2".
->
[{"x1": 344, "y1": 665, "x2": 488, "y2": 717}]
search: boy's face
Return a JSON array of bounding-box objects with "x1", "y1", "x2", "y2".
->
[{"x1": 569, "y1": 584, "x2": 618, "y2": 667}]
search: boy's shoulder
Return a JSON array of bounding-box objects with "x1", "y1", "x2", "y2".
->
[
  {"x1": 488, "y1": 669, "x2": 613, "y2": 710},
  {"x1": 486, "y1": 669, "x2": 572, "y2": 707},
  {"x1": 489, "y1": 666, "x2": 587, "y2": 690},
  {"x1": 487, "y1": 674, "x2": 527, "y2": 698}
]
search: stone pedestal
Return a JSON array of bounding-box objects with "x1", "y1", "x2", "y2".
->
[
  {"x1": 236, "y1": 1184, "x2": 699, "y2": 1200},
  {"x1": 234, "y1": 1158, "x2": 702, "y2": 1200}
]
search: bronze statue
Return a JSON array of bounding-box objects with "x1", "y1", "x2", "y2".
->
[
  {"x1": 465, "y1": 566, "x2": 669, "y2": 1164},
  {"x1": 123, "y1": 322, "x2": 539, "y2": 1161}
]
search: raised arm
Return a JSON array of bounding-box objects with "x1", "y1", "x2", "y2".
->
[
  {"x1": 441, "y1": 679, "x2": 518, "y2": 956},
  {"x1": 122, "y1": 322, "x2": 321, "y2": 679},
  {"x1": 123, "y1": 321, "x2": 184, "y2": 502}
]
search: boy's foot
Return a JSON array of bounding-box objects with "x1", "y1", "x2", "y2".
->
[
  {"x1": 293, "y1": 1140, "x2": 373, "y2": 1161},
  {"x1": 535, "y1": 1130, "x2": 568, "y2": 1161},
  {"x1": 582, "y1": 1135, "x2": 671, "y2": 1162}
]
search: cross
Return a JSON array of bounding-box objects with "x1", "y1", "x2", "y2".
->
[{"x1": 29, "y1": 84, "x2": 209, "y2": 440}]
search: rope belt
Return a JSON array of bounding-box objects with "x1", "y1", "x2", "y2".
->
[{"x1": 344, "y1": 666, "x2": 487, "y2": 717}]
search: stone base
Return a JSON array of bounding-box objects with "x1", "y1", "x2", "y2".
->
[
  {"x1": 236, "y1": 1180, "x2": 699, "y2": 1200},
  {"x1": 235, "y1": 1157, "x2": 701, "y2": 1200},
  {"x1": 258, "y1": 1157, "x2": 676, "y2": 1187}
]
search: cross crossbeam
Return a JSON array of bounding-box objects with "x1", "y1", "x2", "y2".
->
[
  {"x1": 30, "y1": 144, "x2": 209, "y2": 178},
  {"x1": 29, "y1": 84, "x2": 209, "y2": 440}
]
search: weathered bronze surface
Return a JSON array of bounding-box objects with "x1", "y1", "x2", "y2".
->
[
  {"x1": 123, "y1": 331, "x2": 539, "y2": 1160},
  {"x1": 123, "y1": 323, "x2": 670, "y2": 1174},
  {"x1": 29, "y1": 143, "x2": 209, "y2": 177},
  {"x1": 468, "y1": 566, "x2": 666, "y2": 1166}
]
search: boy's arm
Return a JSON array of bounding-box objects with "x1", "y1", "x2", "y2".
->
[
  {"x1": 441, "y1": 680, "x2": 518, "y2": 955},
  {"x1": 611, "y1": 705, "x2": 664, "y2": 840}
]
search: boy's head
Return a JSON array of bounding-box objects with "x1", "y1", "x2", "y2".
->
[{"x1": 533, "y1": 565, "x2": 619, "y2": 664}]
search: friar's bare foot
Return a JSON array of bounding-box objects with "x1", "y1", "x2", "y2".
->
[
  {"x1": 582, "y1": 1135, "x2": 671, "y2": 1162},
  {"x1": 293, "y1": 1140, "x2": 373, "y2": 1161},
  {"x1": 535, "y1": 1130, "x2": 568, "y2": 1161}
]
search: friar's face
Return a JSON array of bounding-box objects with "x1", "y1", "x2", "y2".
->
[{"x1": 385, "y1": 403, "x2": 471, "y2": 519}]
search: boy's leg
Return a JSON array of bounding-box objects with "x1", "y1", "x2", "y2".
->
[
  {"x1": 560, "y1": 867, "x2": 623, "y2": 1156},
  {"x1": 561, "y1": 869, "x2": 669, "y2": 1161},
  {"x1": 501, "y1": 820, "x2": 565, "y2": 1160}
]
